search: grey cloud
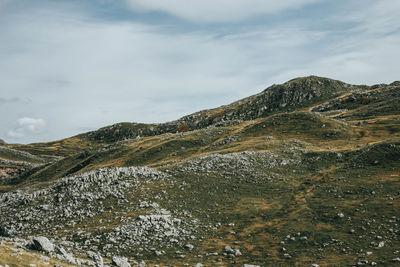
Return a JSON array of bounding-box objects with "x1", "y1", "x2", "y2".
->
[
  {"x1": 0, "y1": 97, "x2": 21, "y2": 104},
  {"x1": 125, "y1": 0, "x2": 322, "y2": 23},
  {"x1": 7, "y1": 117, "x2": 46, "y2": 139}
]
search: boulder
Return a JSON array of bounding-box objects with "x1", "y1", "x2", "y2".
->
[
  {"x1": 235, "y1": 249, "x2": 242, "y2": 256},
  {"x1": 184, "y1": 244, "x2": 194, "y2": 250},
  {"x1": 56, "y1": 246, "x2": 76, "y2": 264},
  {"x1": 112, "y1": 256, "x2": 131, "y2": 267},
  {"x1": 32, "y1": 236, "x2": 55, "y2": 253},
  {"x1": 87, "y1": 251, "x2": 104, "y2": 267},
  {"x1": 0, "y1": 225, "x2": 9, "y2": 237},
  {"x1": 224, "y1": 245, "x2": 235, "y2": 254}
]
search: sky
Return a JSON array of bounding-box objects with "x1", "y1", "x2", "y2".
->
[{"x1": 0, "y1": 0, "x2": 399, "y2": 144}]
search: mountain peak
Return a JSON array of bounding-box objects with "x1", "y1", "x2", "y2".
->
[{"x1": 80, "y1": 76, "x2": 365, "y2": 143}]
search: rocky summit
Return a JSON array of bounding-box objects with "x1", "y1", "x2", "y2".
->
[{"x1": 0, "y1": 76, "x2": 399, "y2": 266}]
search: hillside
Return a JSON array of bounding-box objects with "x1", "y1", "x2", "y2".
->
[{"x1": 1, "y1": 76, "x2": 400, "y2": 266}]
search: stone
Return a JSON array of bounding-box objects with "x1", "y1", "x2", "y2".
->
[
  {"x1": 112, "y1": 256, "x2": 131, "y2": 267},
  {"x1": 185, "y1": 244, "x2": 194, "y2": 250},
  {"x1": 155, "y1": 250, "x2": 163, "y2": 256},
  {"x1": 194, "y1": 264, "x2": 203, "y2": 267},
  {"x1": 283, "y1": 253, "x2": 291, "y2": 258},
  {"x1": 31, "y1": 236, "x2": 55, "y2": 253},
  {"x1": 87, "y1": 251, "x2": 104, "y2": 267},
  {"x1": 242, "y1": 265, "x2": 260, "y2": 267},
  {"x1": 56, "y1": 246, "x2": 76, "y2": 264},
  {"x1": 224, "y1": 246, "x2": 235, "y2": 254},
  {"x1": 235, "y1": 249, "x2": 242, "y2": 256},
  {"x1": 311, "y1": 265, "x2": 320, "y2": 267},
  {"x1": 0, "y1": 225, "x2": 9, "y2": 237}
]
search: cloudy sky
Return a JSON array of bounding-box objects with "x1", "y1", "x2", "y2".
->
[{"x1": 0, "y1": 0, "x2": 399, "y2": 144}]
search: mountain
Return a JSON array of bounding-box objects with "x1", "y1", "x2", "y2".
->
[{"x1": 1, "y1": 76, "x2": 399, "y2": 266}]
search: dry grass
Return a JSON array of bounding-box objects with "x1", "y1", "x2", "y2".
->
[{"x1": 0, "y1": 241, "x2": 78, "y2": 267}]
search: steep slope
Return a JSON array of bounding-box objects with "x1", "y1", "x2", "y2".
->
[{"x1": 1, "y1": 76, "x2": 400, "y2": 266}]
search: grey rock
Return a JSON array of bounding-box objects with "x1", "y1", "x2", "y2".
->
[
  {"x1": 242, "y1": 264, "x2": 260, "y2": 267},
  {"x1": 0, "y1": 225, "x2": 9, "y2": 237},
  {"x1": 112, "y1": 256, "x2": 131, "y2": 267},
  {"x1": 224, "y1": 245, "x2": 235, "y2": 254},
  {"x1": 185, "y1": 244, "x2": 194, "y2": 250},
  {"x1": 155, "y1": 250, "x2": 163, "y2": 256},
  {"x1": 283, "y1": 253, "x2": 291, "y2": 258},
  {"x1": 56, "y1": 246, "x2": 76, "y2": 264},
  {"x1": 31, "y1": 236, "x2": 54, "y2": 253},
  {"x1": 194, "y1": 264, "x2": 203, "y2": 267},
  {"x1": 87, "y1": 251, "x2": 104, "y2": 267},
  {"x1": 235, "y1": 249, "x2": 242, "y2": 256}
]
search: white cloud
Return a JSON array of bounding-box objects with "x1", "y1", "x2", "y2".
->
[
  {"x1": 125, "y1": 0, "x2": 321, "y2": 22},
  {"x1": 7, "y1": 117, "x2": 46, "y2": 139}
]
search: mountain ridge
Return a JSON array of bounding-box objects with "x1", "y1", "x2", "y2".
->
[{"x1": 79, "y1": 76, "x2": 364, "y2": 143}]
